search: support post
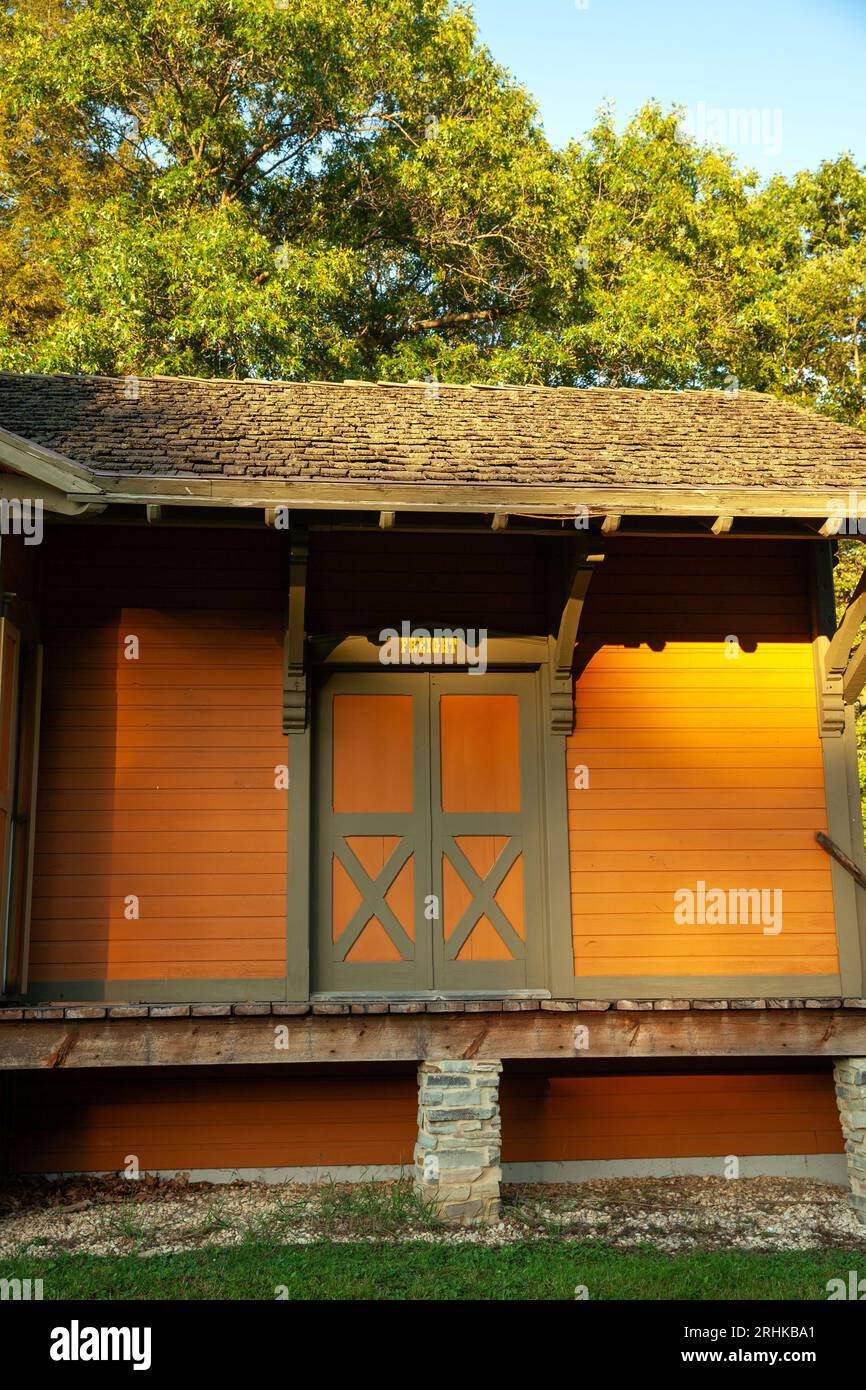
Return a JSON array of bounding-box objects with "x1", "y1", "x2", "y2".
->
[
  {"x1": 833, "y1": 1057, "x2": 866, "y2": 1225},
  {"x1": 414, "y1": 1059, "x2": 503, "y2": 1224}
]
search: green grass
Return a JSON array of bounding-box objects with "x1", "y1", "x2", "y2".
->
[
  {"x1": 315, "y1": 1175, "x2": 442, "y2": 1236},
  {"x1": 4, "y1": 1242, "x2": 864, "y2": 1300}
]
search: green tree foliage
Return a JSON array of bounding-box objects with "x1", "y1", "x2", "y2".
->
[{"x1": 0, "y1": 0, "x2": 863, "y2": 427}]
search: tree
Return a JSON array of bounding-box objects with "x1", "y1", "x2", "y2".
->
[
  {"x1": 0, "y1": 0, "x2": 569, "y2": 378},
  {"x1": 0, "y1": 1, "x2": 863, "y2": 428}
]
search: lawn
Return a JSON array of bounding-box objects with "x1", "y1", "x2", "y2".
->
[{"x1": 3, "y1": 1241, "x2": 862, "y2": 1300}]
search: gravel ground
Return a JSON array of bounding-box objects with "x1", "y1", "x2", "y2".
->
[{"x1": 1, "y1": 1174, "x2": 864, "y2": 1258}]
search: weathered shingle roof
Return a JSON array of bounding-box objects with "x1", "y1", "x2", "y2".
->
[{"x1": 0, "y1": 371, "x2": 865, "y2": 489}]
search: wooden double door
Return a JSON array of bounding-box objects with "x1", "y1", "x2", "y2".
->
[{"x1": 313, "y1": 672, "x2": 543, "y2": 992}]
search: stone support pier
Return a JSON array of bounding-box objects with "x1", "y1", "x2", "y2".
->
[
  {"x1": 413, "y1": 1059, "x2": 503, "y2": 1224},
  {"x1": 834, "y1": 1057, "x2": 866, "y2": 1224}
]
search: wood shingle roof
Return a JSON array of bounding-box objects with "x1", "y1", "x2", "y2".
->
[{"x1": 1, "y1": 372, "x2": 865, "y2": 490}]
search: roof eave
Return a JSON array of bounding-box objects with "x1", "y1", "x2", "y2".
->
[
  {"x1": 0, "y1": 427, "x2": 105, "y2": 497},
  {"x1": 63, "y1": 473, "x2": 864, "y2": 521}
]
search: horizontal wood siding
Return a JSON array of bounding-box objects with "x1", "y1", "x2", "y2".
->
[
  {"x1": 502, "y1": 1070, "x2": 843, "y2": 1161},
  {"x1": 7, "y1": 1067, "x2": 841, "y2": 1173},
  {"x1": 568, "y1": 540, "x2": 837, "y2": 978},
  {"x1": 29, "y1": 528, "x2": 287, "y2": 982},
  {"x1": 10, "y1": 1067, "x2": 418, "y2": 1172}
]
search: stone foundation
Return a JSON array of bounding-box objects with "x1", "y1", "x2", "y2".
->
[
  {"x1": 833, "y1": 1057, "x2": 866, "y2": 1224},
  {"x1": 413, "y1": 1059, "x2": 503, "y2": 1224}
]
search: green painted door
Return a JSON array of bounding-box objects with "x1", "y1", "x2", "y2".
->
[{"x1": 313, "y1": 671, "x2": 543, "y2": 992}]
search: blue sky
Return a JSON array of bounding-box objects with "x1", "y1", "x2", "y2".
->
[{"x1": 468, "y1": 0, "x2": 866, "y2": 181}]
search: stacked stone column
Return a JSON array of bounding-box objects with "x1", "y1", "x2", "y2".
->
[
  {"x1": 413, "y1": 1059, "x2": 503, "y2": 1224},
  {"x1": 834, "y1": 1057, "x2": 866, "y2": 1224}
]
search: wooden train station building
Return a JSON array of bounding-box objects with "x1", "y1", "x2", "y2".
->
[{"x1": 1, "y1": 371, "x2": 866, "y2": 1222}]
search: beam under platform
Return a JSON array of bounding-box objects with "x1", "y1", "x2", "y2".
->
[{"x1": 2, "y1": 1006, "x2": 866, "y2": 1070}]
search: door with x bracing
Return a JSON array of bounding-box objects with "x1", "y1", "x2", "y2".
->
[{"x1": 313, "y1": 671, "x2": 543, "y2": 992}]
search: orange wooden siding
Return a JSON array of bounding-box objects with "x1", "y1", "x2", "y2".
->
[
  {"x1": 568, "y1": 540, "x2": 837, "y2": 978},
  {"x1": 10, "y1": 1069, "x2": 419, "y2": 1173},
  {"x1": 29, "y1": 528, "x2": 288, "y2": 983},
  {"x1": 8, "y1": 1068, "x2": 842, "y2": 1174},
  {"x1": 502, "y1": 1071, "x2": 844, "y2": 1161}
]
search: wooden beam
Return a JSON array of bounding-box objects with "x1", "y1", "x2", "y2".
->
[
  {"x1": 69, "y1": 475, "x2": 866, "y2": 519},
  {"x1": 826, "y1": 565, "x2": 866, "y2": 676},
  {"x1": 1, "y1": 1008, "x2": 864, "y2": 1069},
  {"x1": 711, "y1": 515, "x2": 733, "y2": 535},
  {"x1": 816, "y1": 830, "x2": 866, "y2": 892},
  {"x1": 145, "y1": 504, "x2": 162, "y2": 525},
  {"x1": 844, "y1": 641, "x2": 866, "y2": 704},
  {"x1": 0, "y1": 474, "x2": 105, "y2": 519},
  {"x1": 0, "y1": 427, "x2": 105, "y2": 496},
  {"x1": 600, "y1": 514, "x2": 621, "y2": 533},
  {"x1": 823, "y1": 554, "x2": 866, "y2": 705},
  {"x1": 378, "y1": 510, "x2": 396, "y2": 529},
  {"x1": 491, "y1": 513, "x2": 509, "y2": 531}
]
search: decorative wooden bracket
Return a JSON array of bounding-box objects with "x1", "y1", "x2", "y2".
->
[
  {"x1": 548, "y1": 548, "x2": 605, "y2": 734},
  {"x1": 283, "y1": 527, "x2": 309, "y2": 733},
  {"x1": 824, "y1": 562, "x2": 866, "y2": 722}
]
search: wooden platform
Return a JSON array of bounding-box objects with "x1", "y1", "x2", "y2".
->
[{"x1": 2, "y1": 1001, "x2": 866, "y2": 1069}]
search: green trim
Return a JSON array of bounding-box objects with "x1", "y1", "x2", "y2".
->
[
  {"x1": 811, "y1": 542, "x2": 865, "y2": 997},
  {"x1": 312, "y1": 670, "x2": 548, "y2": 993},
  {"x1": 540, "y1": 659, "x2": 578, "y2": 996},
  {"x1": 25, "y1": 979, "x2": 286, "y2": 1004},
  {"x1": 286, "y1": 728, "x2": 311, "y2": 1000},
  {"x1": 842, "y1": 709, "x2": 866, "y2": 995},
  {"x1": 569, "y1": 974, "x2": 843, "y2": 999},
  {"x1": 428, "y1": 671, "x2": 545, "y2": 991},
  {"x1": 312, "y1": 671, "x2": 432, "y2": 991},
  {"x1": 309, "y1": 633, "x2": 548, "y2": 668}
]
